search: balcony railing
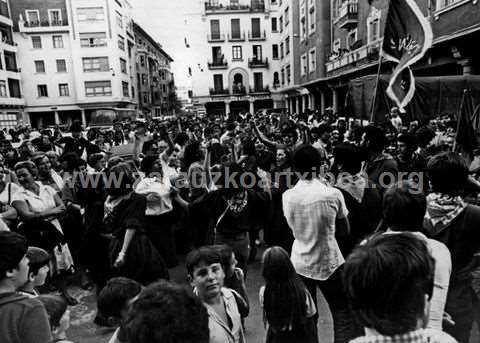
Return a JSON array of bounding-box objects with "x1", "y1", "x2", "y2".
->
[
  {"x1": 228, "y1": 32, "x2": 246, "y2": 42},
  {"x1": 204, "y1": 1, "x2": 265, "y2": 14},
  {"x1": 249, "y1": 85, "x2": 270, "y2": 94},
  {"x1": 0, "y1": 36, "x2": 16, "y2": 47},
  {"x1": 209, "y1": 88, "x2": 229, "y2": 96},
  {"x1": 208, "y1": 59, "x2": 228, "y2": 69},
  {"x1": 335, "y1": 0, "x2": 358, "y2": 29},
  {"x1": 23, "y1": 19, "x2": 68, "y2": 27},
  {"x1": 326, "y1": 39, "x2": 381, "y2": 75},
  {"x1": 248, "y1": 30, "x2": 266, "y2": 41},
  {"x1": 208, "y1": 33, "x2": 225, "y2": 42},
  {"x1": 232, "y1": 85, "x2": 246, "y2": 95},
  {"x1": 248, "y1": 57, "x2": 269, "y2": 68},
  {"x1": 0, "y1": 2, "x2": 9, "y2": 18}
]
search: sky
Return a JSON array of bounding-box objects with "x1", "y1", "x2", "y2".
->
[{"x1": 131, "y1": 0, "x2": 204, "y2": 91}]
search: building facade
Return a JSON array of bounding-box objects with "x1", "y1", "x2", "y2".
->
[
  {"x1": 192, "y1": 0, "x2": 287, "y2": 116},
  {"x1": 0, "y1": 0, "x2": 24, "y2": 129},
  {"x1": 133, "y1": 21, "x2": 175, "y2": 119},
  {"x1": 10, "y1": 0, "x2": 138, "y2": 128}
]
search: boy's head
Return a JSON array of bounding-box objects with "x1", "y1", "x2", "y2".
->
[
  {"x1": 186, "y1": 246, "x2": 225, "y2": 301},
  {"x1": 25, "y1": 246, "x2": 50, "y2": 287},
  {"x1": 38, "y1": 294, "x2": 70, "y2": 335},
  {"x1": 97, "y1": 277, "x2": 142, "y2": 326},
  {"x1": 212, "y1": 244, "x2": 237, "y2": 278},
  {"x1": 343, "y1": 233, "x2": 435, "y2": 336},
  {"x1": 0, "y1": 231, "x2": 29, "y2": 289},
  {"x1": 125, "y1": 281, "x2": 209, "y2": 343}
]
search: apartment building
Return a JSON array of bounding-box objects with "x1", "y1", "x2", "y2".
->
[
  {"x1": 0, "y1": 0, "x2": 24, "y2": 129},
  {"x1": 10, "y1": 0, "x2": 138, "y2": 128},
  {"x1": 133, "y1": 21, "x2": 175, "y2": 119},
  {"x1": 192, "y1": 0, "x2": 285, "y2": 116}
]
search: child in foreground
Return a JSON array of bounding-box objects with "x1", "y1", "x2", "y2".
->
[
  {"x1": 38, "y1": 294, "x2": 74, "y2": 343},
  {"x1": 19, "y1": 246, "x2": 50, "y2": 297}
]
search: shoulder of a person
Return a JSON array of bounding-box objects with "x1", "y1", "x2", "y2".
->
[{"x1": 423, "y1": 328, "x2": 457, "y2": 343}]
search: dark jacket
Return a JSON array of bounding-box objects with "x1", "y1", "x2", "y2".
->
[{"x1": 0, "y1": 292, "x2": 52, "y2": 343}]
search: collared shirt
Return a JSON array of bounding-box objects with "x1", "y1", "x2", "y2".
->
[
  {"x1": 283, "y1": 178, "x2": 348, "y2": 280},
  {"x1": 350, "y1": 329, "x2": 457, "y2": 343},
  {"x1": 204, "y1": 288, "x2": 245, "y2": 343}
]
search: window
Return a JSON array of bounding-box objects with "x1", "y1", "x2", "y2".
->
[
  {"x1": 59, "y1": 83, "x2": 69, "y2": 96},
  {"x1": 82, "y1": 57, "x2": 109, "y2": 72},
  {"x1": 48, "y1": 9, "x2": 62, "y2": 25},
  {"x1": 284, "y1": 7, "x2": 289, "y2": 25},
  {"x1": 435, "y1": 0, "x2": 465, "y2": 11},
  {"x1": 140, "y1": 55, "x2": 145, "y2": 67},
  {"x1": 279, "y1": 16, "x2": 283, "y2": 32},
  {"x1": 0, "y1": 112, "x2": 18, "y2": 129},
  {"x1": 32, "y1": 36, "x2": 42, "y2": 49},
  {"x1": 253, "y1": 45, "x2": 262, "y2": 60},
  {"x1": 285, "y1": 37, "x2": 290, "y2": 54},
  {"x1": 367, "y1": 9, "x2": 381, "y2": 43},
  {"x1": 120, "y1": 58, "x2": 127, "y2": 73},
  {"x1": 253, "y1": 72, "x2": 263, "y2": 91},
  {"x1": 300, "y1": 16, "x2": 307, "y2": 41},
  {"x1": 272, "y1": 44, "x2": 279, "y2": 59},
  {"x1": 281, "y1": 68, "x2": 285, "y2": 85},
  {"x1": 309, "y1": 48, "x2": 316, "y2": 72},
  {"x1": 232, "y1": 46, "x2": 242, "y2": 60},
  {"x1": 231, "y1": 19, "x2": 241, "y2": 39},
  {"x1": 116, "y1": 11, "x2": 122, "y2": 28},
  {"x1": 213, "y1": 74, "x2": 223, "y2": 91},
  {"x1": 77, "y1": 7, "x2": 105, "y2": 22},
  {"x1": 85, "y1": 81, "x2": 112, "y2": 97},
  {"x1": 118, "y1": 35, "x2": 125, "y2": 50},
  {"x1": 286, "y1": 65, "x2": 291, "y2": 84},
  {"x1": 301, "y1": 53, "x2": 307, "y2": 76},
  {"x1": 52, "y1": 35, "x2": 64, "y2": 48},
  {"x1": 122, "y1": 82, "x2": 129, "y2": 97},
  {"x1": 271, "y1": 17, "x2": 278, "y2": 32},
  {"x1": 280, "y1": 42, "x2": 284, "y2": 59},
  {"x1": 26, "y1": 10, "x2": 40, "y2": 26},
  {"x1": 333, "y1": 38, "x2": 341, "y2": 53},
  {"x1": 35, "y1": 60, "x2": 45, "y2": 73},
  {"x1": 0, "y1": 81, "x2": 6, "y2": 97},
  {"x1": 56, "y1": 59, "x2": 66, "y2": 72},
  {"x1": 251, "y1": 18, "x2": 261, "y2": 37},
  {"x1": 347, "y1": 29, "x2": 358, "y2": 48},
  {"x1": 80, "y1": 32, "x2": 107, "y2": 47},
  {"x1": 37, "y1": 85, "x2": 48, "y2": 97},
  {"x1": 162, "y1": 84, "x2": 167, "y2": 93},
  {"x1": 308, "y1": 2, "x2": 315, "y2": 34},
  {"x1": 210, "y1": 20, "x2": 220, "y2": 39}
]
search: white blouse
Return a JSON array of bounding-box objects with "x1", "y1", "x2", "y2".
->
[{"x1": 135, "y1": 176, "x2": 173, "y2": 216}]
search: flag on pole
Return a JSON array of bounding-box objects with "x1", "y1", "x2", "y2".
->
[{"x1": 379, "y1": 0, "x2": 433, "y2": 112}]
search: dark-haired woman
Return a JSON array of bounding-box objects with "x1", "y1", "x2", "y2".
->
[
  {"x1": 260, "y1": 246, "x2": 318, "y2": 343},
  {"x1": 105, "y1": 163, "x2": 169, "y2": 285},
  {"x1": 33, "y1": 154, "x2": 64, "y2": 193}
]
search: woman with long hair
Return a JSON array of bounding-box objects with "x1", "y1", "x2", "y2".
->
[{"x1": 260, "y1": 246, "x2": 318, "y2": 343}]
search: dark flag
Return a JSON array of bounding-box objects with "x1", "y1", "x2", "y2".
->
[
  {"x1": 378, "y1": 0, "x2": 433, "y2": 112},
  {"x1": 455, "y1": 90, "x2": 477, "y2": 155}
]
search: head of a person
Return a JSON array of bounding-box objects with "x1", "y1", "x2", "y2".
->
[
  {"x1": 24, "y1": 246, "x2": 50, "y2": 288},
  {"x1": 105, "y1": 162, "x2": 135, "y2": 197},
  {"x1": 361, "y1": 126, "x2": 387, "y2": 154},
  {"x1": 383, "y1": 181, "x2": 426, "y2": 232},
  {"x1": 142, "y1": 140, "x2": 159, "y2": 157},
  {"x1": 157, "y1": 140, "x2": 169, "y2": 154},
  {"x1": 415, "y1": 126, "x2": 435, "y2": 149},
  {"x1": 397, "y1": 133, "x2": 416, "y2": 156},
  {"x1": 427, "y1": 152, "x2": 468, "y2": 196},
  {"x1": 186, "y1": 246, "x2": 225, "y2": 302},
  {"x1": 317, "y1": 124, "x2": 332, "y2": 142},
  {"x1": 293, "y1": 144, "x2": 322, "y2": 180},
  {"x1": 38, "y1": 294, "x2": 70, "y2": 336},
  {"x1": 59, "y1": 152, "x2": 80, "y2": 174},
  {"x1": 282, "y1": 127, "x2": 297, "y2": 146},
  {"x1": 212, "y1": 244, "x2": 237, "y2": 279},
  {"x1": 97, "y1": 277, "x2": 142, "y2": 326},
  {"x1": 276, "y1": 148, "x2": 288, "y2": 167},
  {"x1": 0, "y1": 231, "x2": 29, "y2": 289},
  {"x1": 343, "y1": 233, "x2": 434, "y2": 336},
  {"x1": 70, "y1": 121, "x2": 83, "y2": 140},
  {"x1": 391, "y1": 107, "x2": 400, "y2": 117},
  {"x1": 135, "y1": 122, "x2": 146, "y2": 136},
  {"x1": 140, "y1": 155, "x2": 162, "y2": 178},
  {"x1": 46, "y1": 150, "x2": 59, "y2": 167},
  {"x1": 333, "y1": 143, "x2": 363, "y2": 175},
  {"x1": 183, "y1": 141, "x2": 204, "y2": 168},
  {"x1": 95, "y1": 132, "x2": 105, "y2": 145},
  {"x1": 124, "y1": 280, "x2": 209, "y2": 343},
  {"x1": 261, "y1": 246, "x2": 297, "y2": 285},
  {"x1": 87, "y1": 153, "x2": 106, "y2": 172},
  {"x1": 14, "y1": 160, "x2": 38, "y2": 187}
]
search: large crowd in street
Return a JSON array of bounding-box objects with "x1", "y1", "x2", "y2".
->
[{"x1": 0, "y1": 107, "x2": 479, "y2": 343}]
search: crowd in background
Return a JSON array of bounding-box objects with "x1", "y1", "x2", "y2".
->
[{"x1": 0, "y1": 105, "x2": 479, "y2": 343}]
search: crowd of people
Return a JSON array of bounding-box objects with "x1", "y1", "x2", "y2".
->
[{"x1": 0, "y1": 106, "x2": 479, "y2": 343}]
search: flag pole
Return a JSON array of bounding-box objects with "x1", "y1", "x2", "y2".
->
[{"x1": 370, "y1": 42, "x2": 384, "y2": 124}]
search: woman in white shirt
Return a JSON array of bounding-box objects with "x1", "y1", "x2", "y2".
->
[{"x1": 135, "y1": 155, "x2": 187, "y2": 267}]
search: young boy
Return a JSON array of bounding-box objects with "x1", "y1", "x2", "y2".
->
[
  {"x1": 0, "y1": 231, "x2": 52, "y2": 343},
  {"x1": 97, "y1": 277, "x2": 142, "y2": 343},
  {"x1": 186, "y1": 246, "x2": 245, "y2": 343},
  {"x1": 19, "y1": 247, "x2": 50, "y2": 297}
]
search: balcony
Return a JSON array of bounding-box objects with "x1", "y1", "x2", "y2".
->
[
  {"x1": 208, "y1": 33, "x2": 225, "y2": 42},
  {"x1": 248, "y1": 30, "x2": 266, "y2": 41},
  {"x1": 326, "y1": 39, "x2": 381, "y2": 76},
  {"x1": 208, "y1": 59, "x2": 228, "y2": 70},
  {"x1": 228, "y1": 32, "x2": 246, "y2": 42},
  {"x1": 335, "y1": 0, "x2": 359, "y2": 29},
  {"x1": 209, "y1": 88, "x2": 229, "y2": 96},
  {"x1": 0, "y1": 1, "x2": 9, "y2": 18},
  {"x1": 204, "y1": 1, "x2": 265, "y2": 14},
  {"x1": 248, "y1": 57, "x2": 269, "y2": 68},
  {"x1": 232, "y1": 85, "x2": 246, "y2": 95},
  {"x1": 249, "y1": 85, "x2": 270, "y2": 94},
  {"x1": 19, "y1": 19, "x2": 69, "y2": 33}
]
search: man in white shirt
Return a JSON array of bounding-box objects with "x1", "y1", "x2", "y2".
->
[{"x1": 282, "y1": 144, "x2": 360, "y2": 343}]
